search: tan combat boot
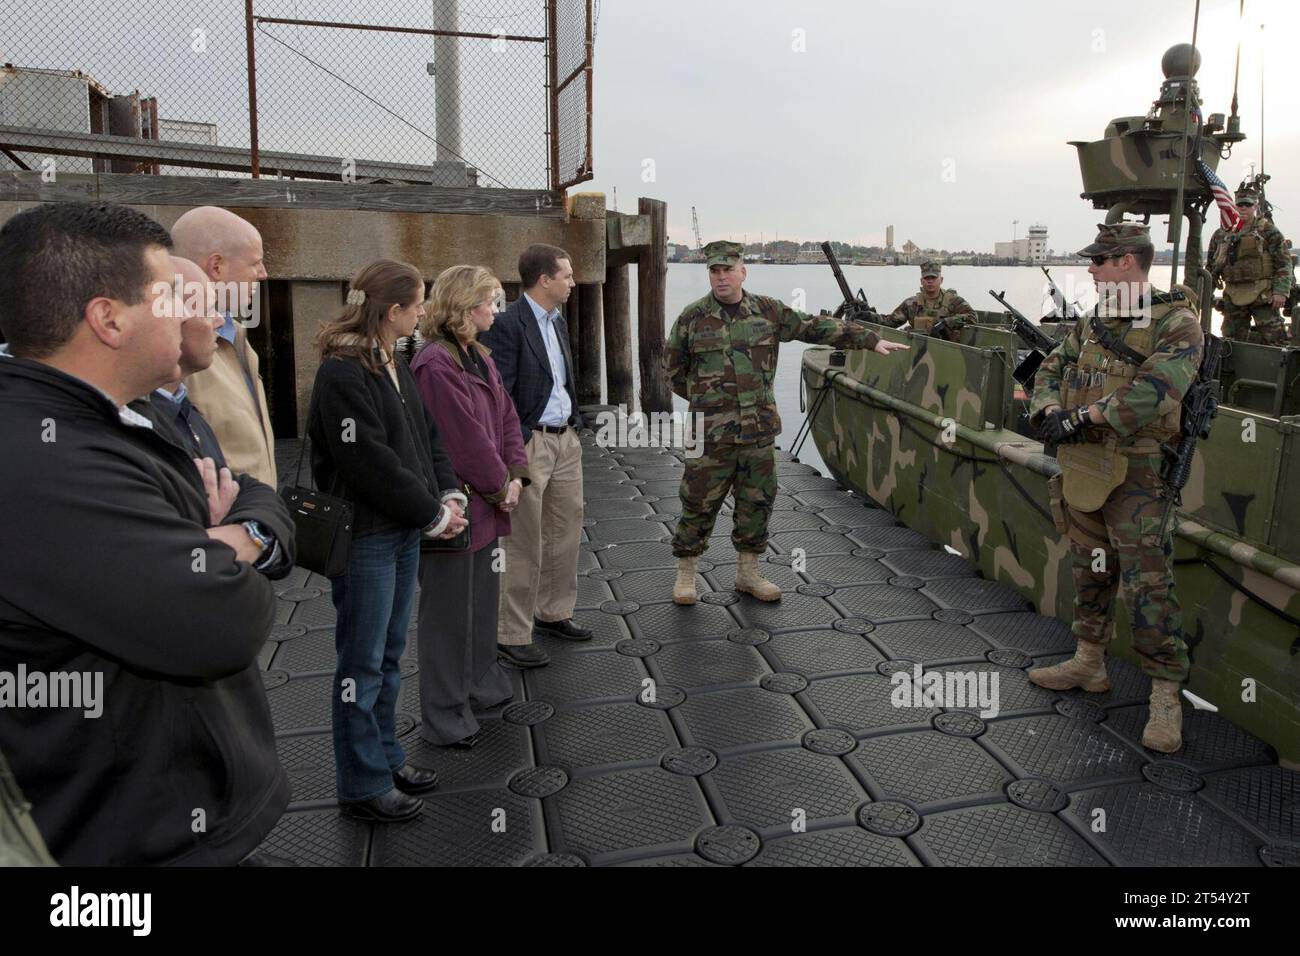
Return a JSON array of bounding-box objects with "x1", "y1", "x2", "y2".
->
[
  {"x1": 673, "y1": 556, "x2": 699, "y2": 605},
  {"x1": 1141, "y1": 679, "x2": 1184, "y2": 753},
  {"x1": 734, "y1": 552, "x2": 781, "y2": 602},
  {"x1": 1026, "y1": 640, "x2": 1110, "y2": 692}
]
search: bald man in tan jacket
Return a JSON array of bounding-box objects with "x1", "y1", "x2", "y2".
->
[{"x1": 171, "y1": 207, "x2": 277, "y2": 487}]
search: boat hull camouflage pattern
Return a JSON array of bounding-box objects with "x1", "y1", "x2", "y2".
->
[{"x1": 802, "y1": 321, "x2": 1300, "y2": 767}]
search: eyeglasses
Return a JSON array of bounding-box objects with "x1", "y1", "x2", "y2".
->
[{"x1": 1089, "y1": 253, "x2": 1126, "y2": 266}]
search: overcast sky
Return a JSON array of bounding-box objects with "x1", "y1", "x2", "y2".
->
[{"x1": 584, "y1": 0, "x2": 1299, "y2": 255}]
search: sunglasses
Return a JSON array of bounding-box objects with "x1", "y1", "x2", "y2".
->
[{"x1": 1089, "y1": 253, "x2": 1127, "y2": 266}]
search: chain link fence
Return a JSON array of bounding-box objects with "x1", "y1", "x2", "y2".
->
[{"x1": 0, "y1": 0, "x2": 593, "y2": 190}]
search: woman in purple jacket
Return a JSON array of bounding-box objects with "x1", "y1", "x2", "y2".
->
[{"x1": 411, "y1": 265, "x2": 530, "y2": 747}]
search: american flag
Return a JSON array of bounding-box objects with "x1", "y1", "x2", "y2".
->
[{"x1": 1198, "y1": 159, "x2": 1242, "y2": 231}]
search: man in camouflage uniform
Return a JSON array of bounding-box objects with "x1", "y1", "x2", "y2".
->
[
  {"x1": 1027, "y1": 223, "x2": 1203, "y2": 753},
  {"x1": 1206, "y1": 186, "x2": 1292, "y2": 345},
  {"x1": 881, "y1": 259, "x2": 976, "y2": 341},
  {"x1": 663, "y1": 240, "x2": 909, "y2": 604}
]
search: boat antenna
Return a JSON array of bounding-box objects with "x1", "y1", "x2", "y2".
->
[
  {"x1": 1229, "y1": 0, "x2": 1242, "y2": 127},
  {"x1": 1259, "y1": 23, "x2": 1265, "y2": 178},
  {"x1": 1168, "y1": 0, "x2": 1203, "y2": 288}
]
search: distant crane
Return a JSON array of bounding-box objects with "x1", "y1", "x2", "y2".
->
[{"x1": 691, "y1": 206, "x2": 703, "y2": 250}]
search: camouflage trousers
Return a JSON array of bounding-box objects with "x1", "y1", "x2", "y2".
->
[
  {"x1": 1064, "y1": 455, "x2": 1189, "y2": 682},
  {"x1": 1222, "y1": 300, "x2": 1289, "y2": 346},
  {"x1": 671, "y1": 439, "x2": 777, "y2": 558}
]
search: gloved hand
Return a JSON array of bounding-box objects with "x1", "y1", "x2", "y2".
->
[
  {"x1": 930, "y1": 318, "x2": 950, "y2": 340},
  {"x1": 1040, "y1": 406, "x2": 1092, "y2": 446}
]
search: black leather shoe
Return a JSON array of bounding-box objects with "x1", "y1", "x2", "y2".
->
[
  {"x1": 392, "y1": 764, "x2": 439, "y2": 796},
  {"x1": 497, "y1": 643, "x2": 550, "y2": 668},
  {"x1": 339, "y1": 788, "x2": 424, "y2": 823},
  {"x1": 533, "y1": 617, "x2": 593, "y2": 641},
  {"x1": 447, "y1": 730, "x2": 482, "y2": 750}
]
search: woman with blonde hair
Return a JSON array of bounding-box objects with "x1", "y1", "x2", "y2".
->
[
  {"x1": 410, "y1": 265, "x2": 529, "y2": 747},
  {"x1": 308, "y1": 258, "x2": 467, "y2": 820}
]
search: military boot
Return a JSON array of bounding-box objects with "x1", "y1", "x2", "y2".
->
[
  {"x1": 1026, "y1": 639, "x2": 1110, "y2": 692},
  {"x1": 1141, "y1": 679, "x2": 1184, "y2": 753},
  {"x1": 734, "y1": 552, "x2": 781, "y2": 602},
  {"x1": 673, "y1": 556, "x2": 699, "y2": 605}
]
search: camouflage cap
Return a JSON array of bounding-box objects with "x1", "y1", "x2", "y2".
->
[
  {"x1": 703, "y1": 240, "x2": 745, "y2": 267},
  {"x1": 1234, "y1": 187, "x2": 1259, "y2": 206},
  {"x1": 1075, "y1": 222, "x2": 1154, "y2": 258},
  {"x1": 920, "y1": 259, "x2": 942, "y2": 277}
]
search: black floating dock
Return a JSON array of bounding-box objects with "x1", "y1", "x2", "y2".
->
[{"x1": 260, "y1": 434, "x2": 1299, "y2": 867}]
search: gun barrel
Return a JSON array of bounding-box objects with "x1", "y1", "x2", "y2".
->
[{"x1": 821, "y1": 241, "x2": 855, "y2": 304}]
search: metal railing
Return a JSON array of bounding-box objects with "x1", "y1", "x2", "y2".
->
[{"x1": 0, "y1": 0, "x2": 593, "y2": 191}]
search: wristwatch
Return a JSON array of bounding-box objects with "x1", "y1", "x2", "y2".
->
[{"x1": 241, "y1": 520, "x2": 276, "y2": 568}]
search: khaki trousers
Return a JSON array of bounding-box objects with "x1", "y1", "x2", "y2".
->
[{"x1": 497, "y1": 427, "x2": 583, "y2": 645}]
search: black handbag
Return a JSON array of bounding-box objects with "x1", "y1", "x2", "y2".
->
[
  {"x1": 420, "y1": 487, "x2": 470, "y2": 552},
  {"x1": 279, "y1": 405, "x2": 353, "y2": 577}
]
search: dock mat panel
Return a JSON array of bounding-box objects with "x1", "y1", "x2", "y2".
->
[
  {"x1": 575, "y1": 574, "x2": 616, "y2": 609},
  {"x1": 985, "y1": 714, "x2": 1146, "y2": 786},
  {"x1": 586, "y1": 518, "x2": 670, "y2": 543},
  {"x1": 766, "y1": 629, "x2": 884, "y2": 676},
  {"x1": 777, "y1": 475, "x2": 841, "y2": 493},
  {"x1": 276, "y1": 732, "x2": 338, "y2": 804},
  {"x1": 289, "y1": 594, "x2": 338, "y2": 629},
  {"x1": 916, "y1": 803, "x2": 1108, "y2": 866},
  {"x1": 613, "y1": 854, "x2": 722, "y2": 866},
  {"x1": 709, "y1": 748, "x2": 867, "y2": 831},
  {"x1": 969, "y1": 612, "x2": 1076, "y2": 654},
  {"x1": 814, "y1": 506, "x2": 900, "y2": 528},
  {"x1": 793, "y1": 489, "x2": 873, "y2": 509},
  {"x1": 1201, "y1": 765, "x2": 1300, "y2": 843},
  {"x1": 610, "y1": 569, "x2": 707, "y2": 604},
  {"x1": 845, "y1": 525, "x2": 934, "y2": 551},
  {"x1": 583, "y1": 498, "x2": 656, "y2": 520},
  {"x1": 525, "y1": 649, "x2": 646, "y2": 703},
  {"x1": 676, "y1": 687, "x2": 814, "y2": 751},
  {"x1": 733, "y1": 593, "x2": 842, "y2": 631},
  {"x1": 1065, "y1": 783, "x2": 1264, "y2": 866},
  {"x1": 800, "y1": 554, "x2": 895, "y2": 585},
  {"x1": 258, "y1": 809, "x2": 370, "y2": 866},
  {"x1": 765, "y1": 511, "x2": 832, "y2": 533},
  {"x1": 767, "y1": 530, "x2": 858, "y2": 555},
  {"x1": 369, "y1": 789, "x2": 544, "y2": 866},
  {"x1": 598, "y1": 540, "x2": 680, "y2": 570},
  {"x1": 805, "y1": 674, "x2": 940, "y2": 733},
  {"x1": 1103, "y1": 704, "x2": 1275, "y2": 770},
  {"x1": 266, "y1": 674, "x2": 335, "y2": 732},
  {"x1": 921, "y1": 578, "x2": 1033, "y2": 613},
  {"x1": 653, "y1": 639, "x2": 770, "y2": 687},
  {"x1": 832, "y1": 584, "x2": 938, "y2": 622},
  {"x1": 746, "y1": 827, "x2": 920, "y2": 867},
  {"x1": 402, "y1": 719, "x2": 532, "y2": 790},
  {"x1": 868, "y1": 620, "x2": 993, "y2": 663},
  {"x1": 536, "y1": 703, "x2": 677, "y2": 769},
  {"x1": 630, "y1": 602, "x2": 738, "y2": 641},
  {"x1": 271, "y1": 629, "x2": 339, "y2": 675},
  {"x1": 924, "y1": 662, "x2": 1059, "y2": 716},
  {"x1": 551, "y1": 767, "x2": 712, "y2": 860},
  {"x1": 882, "y1": 550, "x2": 978, "y2": 579},
  {"x1": 849, "y1": 731, "x2": 1014, "y2": 805}
]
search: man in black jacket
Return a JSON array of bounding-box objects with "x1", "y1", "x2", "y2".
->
[
  {"x1": 135, "y1": 255, "x2": 292, "y2": 577},
  {"x1": 479, "y1": 244, "x2": 591, "y2": 669},
  {"x1": 0, "y1": 202, "x2": 291, "y2": 865}
]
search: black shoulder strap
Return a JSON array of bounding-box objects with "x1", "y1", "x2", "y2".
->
[{"x1": 1089, "y1": 313, "x2": 1149, "y2": 366}]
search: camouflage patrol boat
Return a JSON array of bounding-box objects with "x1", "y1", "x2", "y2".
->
[{"x1": 801, "y1": 44, "x2": 1300, "y2": 767}]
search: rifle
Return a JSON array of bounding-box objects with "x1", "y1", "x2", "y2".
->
[
  {"x1": 821, "y1": 241, "x2": 878, "y2": 322},
  {"x1": 1156, "y1": 333, "x2": 1224, "y2": 543},
  {"x1": 989, "y1": 289, "x2": 1056, "y2": 385},
  {"x1": 1041, "y1": 266, "x2": 1081, "y2": 321}
]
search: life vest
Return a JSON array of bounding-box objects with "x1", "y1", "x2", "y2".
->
[
  {"x1": 1216, "y1": 221, "x2": 1276, "y2": 305},
  {"x1": 1055, "y1": 288, "x2": 1197, "y2": 512}
]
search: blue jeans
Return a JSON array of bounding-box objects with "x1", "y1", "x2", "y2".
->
[{"x1": 329, "y1": 528, "x2": 419, "y2": 802}]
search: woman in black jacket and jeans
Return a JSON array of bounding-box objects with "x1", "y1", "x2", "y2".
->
[{"x1": 309, "y1": 259, "x2": 468, "y2": 823}]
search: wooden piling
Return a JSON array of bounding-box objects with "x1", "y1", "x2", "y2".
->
[
  {"x1": 602, "y1": 261, "x2": 634, "y2": 409},
  {"x1": 577, "y1": 281, "x2": 603, "y2": 404},
  {"x1": 637, "y1": 197, "x2": 672, "y2": 413}
]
